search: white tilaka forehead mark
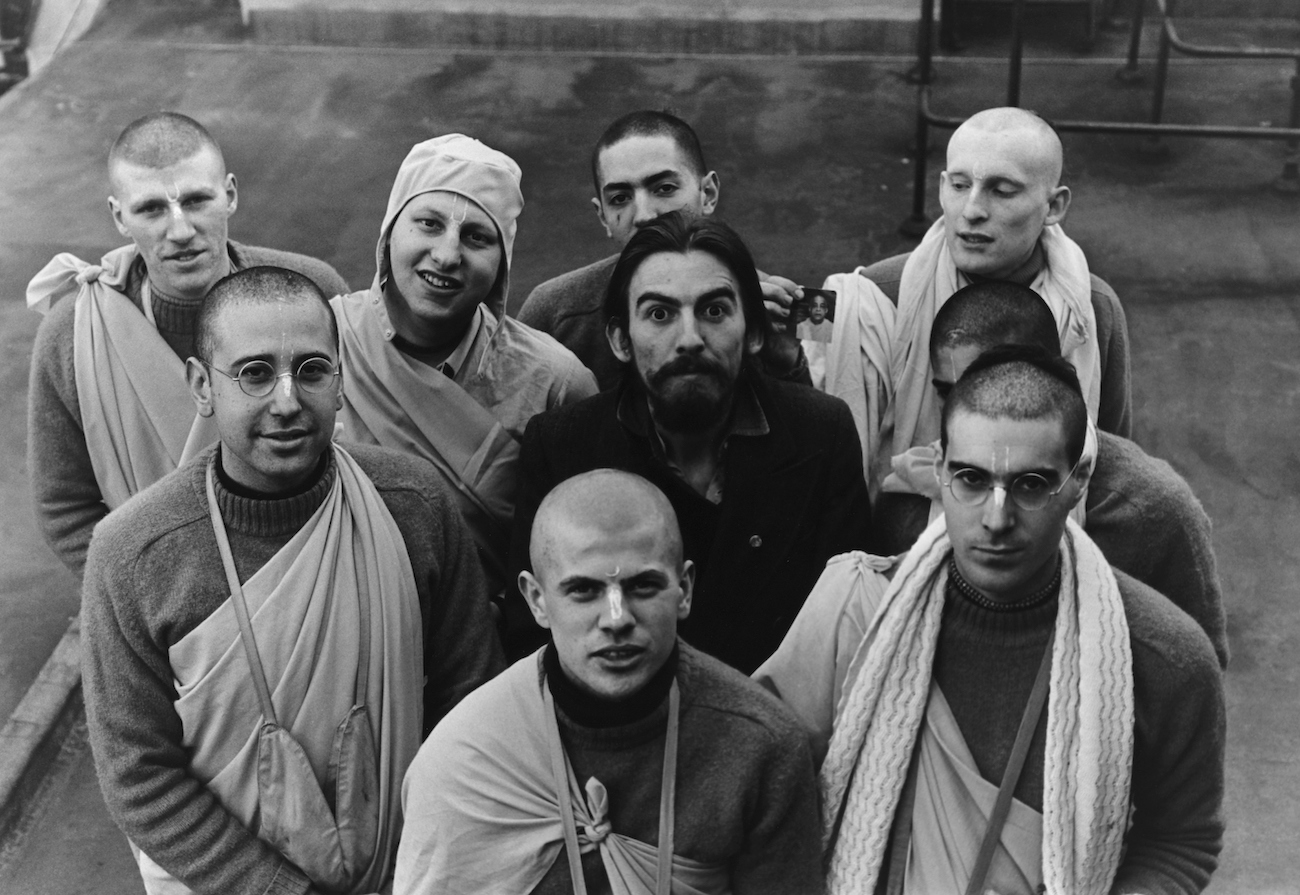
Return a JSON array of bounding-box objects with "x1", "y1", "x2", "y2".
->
[
  {"x1": 165, "y1": 181, "x2": 181, "y2": 202},
  {"x1": 450, "y1": 193, "x2": 469, "y2": 225},
  {"x1": 604, "y1": 565, "x2": 624, "y2": 620},
  {"x1": 606, "y1": 585, "x2": 625, "y2": 622}
]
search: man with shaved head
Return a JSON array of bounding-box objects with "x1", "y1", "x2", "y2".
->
[
  {"x1": 871, "y1": 279, "x2": 1228, "y2": 666},
  {"x1": 397, "y1": 469, "x2": 823, "y2": 895},
  {"x1": 81, "y1": 266, "x2": 501, "y2": 895},
  {"x1": 760, "y1": 350, "x2": 1224, "y2": 895},
  {"x1": 27, "y1": 110, "x2": 349, "y2": 580},
  {"x1": 822, "y1": 106, "x2": 1131, "y2": 499}
]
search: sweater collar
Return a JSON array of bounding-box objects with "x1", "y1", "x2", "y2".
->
[{"x1": 204, "y1": 444, "x2": 335, "y2": 538}]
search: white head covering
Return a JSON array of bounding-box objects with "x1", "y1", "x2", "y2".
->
[{"x1": 376, "y1": 134, "x2": 524, "y2": 321}]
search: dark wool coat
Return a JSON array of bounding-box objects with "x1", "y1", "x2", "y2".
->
[{"x1": 506, "y1": 372, "x2": 873, "y2": 673}]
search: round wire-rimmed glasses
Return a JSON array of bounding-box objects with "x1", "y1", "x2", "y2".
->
[
  {"x1": 202, "y1": 358, "x2": 341, "y2": 398},
  {"x1": 939, "y1": 453, "x2": 1084, "y2": 512}
]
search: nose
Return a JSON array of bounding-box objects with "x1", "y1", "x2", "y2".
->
[
  {"x1": 598, "y1": 586, "x2": 635, "y2": 634},
  {"x1": 166, "y1": 202, "x2": 196, "y2": 242},
  {"x1": 675, "y1": 313, "x2": 705, "y2": 354},
  {"x1": 961, "y1": 185, "x2": 989, "y2": 223},
  {"x1": 631, "y1": 191, "x2": 660, "y2": 227},
  {"x1": 267, "y1": 371, "x2": 304, "y2": 416},
  {"x1": 429, "y1": 228, "x2": 462, "y2": 269},
  {"x1": 981, "y1": 485, "x2": 1015, "y2": 534}
]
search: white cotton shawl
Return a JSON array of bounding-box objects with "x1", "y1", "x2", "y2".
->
[{"x1": 889, "y1": 221, "x2": 1101, "y2": 460}]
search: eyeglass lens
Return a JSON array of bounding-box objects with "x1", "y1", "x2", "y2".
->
[{"x1": 235, "y1": 359, "x2": 338, "y2": 397}]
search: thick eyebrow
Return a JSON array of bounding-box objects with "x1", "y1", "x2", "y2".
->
[
  {"x1": 602, "y1": 169, "x2": 680, "y2": 195},
  {"x1": 224, "y1": 350, "x2": 334, "y2": 369},
  {"x1": 634, "y1": 286, "x2": 737, "y2": 310},
  {"x1": 129, "y1": 186, "x2": 216, "y2": 214},
  {"x1": 944, "y1": 458, "x2": 1062, "y2": 479},
  {"x1": 557, "y1": 574, "x2": 603, "y2": 593},
  {"x1": 622, "y1": 570, "x2": 670, "y2": 590}
]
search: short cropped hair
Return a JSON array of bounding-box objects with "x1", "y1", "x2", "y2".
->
[
  {"x1": 940, "y1": 345, "x2": 1088, "y2": 466},
  {"x1": 931, "y1": 281, "x2": 1060, "y2": 357},
  {"x1": 108, "y1": 111, "x2": 224, "y2": 173},
  {"x1": 590, "y1": 110, "x2": 709, "y2": 194},
  {"x1": 196, "y1": 267, "x2": 337, "y2": 363},
  {"x1": 603, "y1": 210, "x2": 766, "y2": 345}
]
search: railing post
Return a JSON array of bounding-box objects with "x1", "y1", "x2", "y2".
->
[
  {"x1": 1142, "y1": 0, "x2": 1174, "y2": 156},
  {"x1": 1116, "y1": 0, "x2": 1147, "y2": 85},
  {"x1": 901, "y1": 0, "x2": 937, "y2": 237},
  {"x1": 1275, "y1": 58, "x2": 1300, "y2": 192},
  {"x1": 1008, "y1": 0, "x2": 1026, "y2": 107}
]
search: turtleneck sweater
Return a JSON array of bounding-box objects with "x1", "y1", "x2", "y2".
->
[
  {"x1": 934, "y1": 567, "x2": 1059, "y2": 811},
  {"x1": 81, "y1": 441, "x2": 502, "y2": 895},
  {"x1": 528, "y1": 642, "x2": 824, "y2": 895}
]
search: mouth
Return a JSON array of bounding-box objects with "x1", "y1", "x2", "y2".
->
[
  {"x1": 956, "y1": 232, "x2": 994, "y2": 248},
  {"x1": 971, "y1": 545, "x2": 1023, "y2": 566},
  {"x1": 261, "y1": 429, "x2": 312, "y2": 447},
  {"x1": 416, "y1": 269, "x2": 462, "y2": 292},
  {"x1": 590, "y1": 645, "x2": 646, "y2": 668},
  {"x1": 165, "y1": 248, "x2": 206, "y2": 264}
]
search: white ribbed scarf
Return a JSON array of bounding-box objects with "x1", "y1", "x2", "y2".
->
[{"x1": 820, "y1": 516, "x2": 1133, "y2": 895}]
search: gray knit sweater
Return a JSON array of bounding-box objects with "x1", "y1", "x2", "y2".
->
[
  {"x1": 27, "y1": 240, "x2": 350, "y2": 580},
  {"x1": 81, "y1": 442, "x2": 503, "y2": 895}
]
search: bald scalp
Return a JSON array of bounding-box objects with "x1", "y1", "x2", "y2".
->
[
  {"x1": 932, "y1": 281, "x2": 1061, "y2": 358},
  {"x1": 530, "y1": 470, "x2": 683, "y2": 580},
  {"x1": 108, "y1": 112, "x2": 225, "y2": 183},
  {"x1": 196, "y1": 266, "x2": 337, "y2": 363},
  {"x1": 950, "y1": 107, "x2": 1064, "y2": 188}
]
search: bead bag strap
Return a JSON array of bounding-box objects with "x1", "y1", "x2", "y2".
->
[
  {"x1": 963, "y1": 640, "x2": 1055, "y2": 895},
  {"x1": 543, "y1": 674, "x2": 680, "y2": 895}
]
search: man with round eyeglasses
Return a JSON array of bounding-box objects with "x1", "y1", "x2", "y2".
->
[
  {"x1": 757, "y1": 349, "x2": 1224, "y2": 895},
  {"x1": 81, "y1": 266, "x2": 502, "y2": 895}
]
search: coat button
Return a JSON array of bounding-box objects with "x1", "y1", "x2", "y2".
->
[{"x1": 749, "y1": 535, "x2": 762, "y2": 548}]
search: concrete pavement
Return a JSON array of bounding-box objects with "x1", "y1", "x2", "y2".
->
[{"x1": 1, "y1": 0, "x2": 1298, "y2": 890}]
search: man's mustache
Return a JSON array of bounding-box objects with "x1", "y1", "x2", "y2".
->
[{"x1": 648, "y1": 355, "x2": 728, "y2": 388}]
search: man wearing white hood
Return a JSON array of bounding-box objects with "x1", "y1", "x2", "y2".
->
[{"x1": 331, "y1": 135, "x2": 597, "y2": 591}]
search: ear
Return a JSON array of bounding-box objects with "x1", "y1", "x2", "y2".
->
[
  {"x1": 744, "y1": 317, "x2": 765, "y2": 357},
  {"x1": 699, "y1": 170, "x2": 720, "y2": 216},
  {"x1": 224, "y1": 172, "x2": 239, "y2": 215},
  {"x1": 334, "y1": 368, "x2": 344, "y2": 411},
  {"x1": 186, "y1": 357, "x2": 215, "y2": 418},
  {"x1": 107, "y1": 195, "x2": 130, "y2": 238},
  {"x1": 676, "y1": 560, "x2": 695, "y2": 620},
  {"x1": 1067, "y1": 457, "x2": 1093, "y2": 507},
  {"x1": 519, "y1": 571, "x2": 552, "y2": 630},
  {"x1": 1044, "y1": 184, "x2": 1071, "y2": 227},
  {"x1": 606, "y1": 318, "x2": 634, "y2": 364},
  {"x1": 592, "y1": 195, "x2": 613, "y2": 240}
]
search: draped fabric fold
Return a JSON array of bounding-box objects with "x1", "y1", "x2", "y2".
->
[
  {"x1": 27, "y1": 247, "x2": 218, "y2": 509},
  {"x1": 820, "y1": 268, "x2": 897, "y2": 498},
  {"x1": 906, "y1": 687, "x2": 1043, "y2": 895},
  {"x1": 395, "y1": 653, "x2": 731, "y2": 895},
  {"x1": 332, "y1": 291, "x2": 520, "y2": 577},
  {"x1": 819, "y1": 515, "x2": 1133, "y2": 895},
  {"x1": 140, "y1": 446, "x2": 422, "y2": 895}
]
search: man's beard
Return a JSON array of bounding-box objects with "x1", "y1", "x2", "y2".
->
[{"x1": 639, "y1": 354, "x2": 738, "y2": 434}]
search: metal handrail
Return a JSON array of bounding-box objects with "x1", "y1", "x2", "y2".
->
[{"x1": 903, "y1": 0, "x2": 1300, "y2": 233}]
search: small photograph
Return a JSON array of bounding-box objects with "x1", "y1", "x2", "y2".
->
[{"x1": 795, "y1": 287, "x2": 836, "y2": 343}]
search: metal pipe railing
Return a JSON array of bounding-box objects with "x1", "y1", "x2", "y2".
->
[{"x1": 903, "y1": 0, "x2": 1300, "y2": 231}]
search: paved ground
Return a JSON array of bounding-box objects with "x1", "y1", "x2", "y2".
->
[{"x1": 0, "y1": 0, "x2": 1297, "y2": 890}]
